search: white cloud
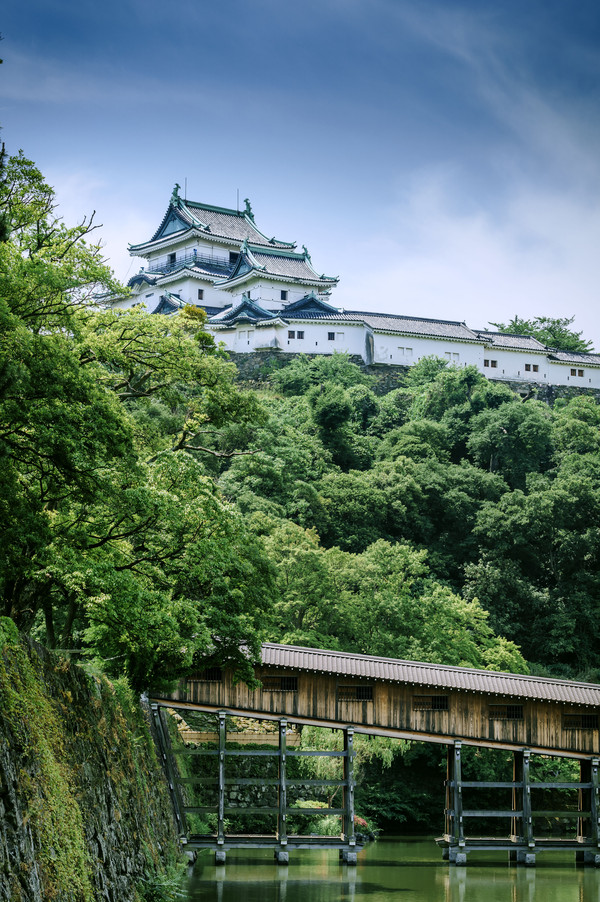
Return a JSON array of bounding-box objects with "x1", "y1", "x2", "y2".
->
[{"x1": 336, "y1": 170, "x2": 600, "y2": 347}]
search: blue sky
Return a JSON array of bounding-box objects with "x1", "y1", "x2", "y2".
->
[{"x1": 2, "y1": 0, "x2": 600, "y2": 345}]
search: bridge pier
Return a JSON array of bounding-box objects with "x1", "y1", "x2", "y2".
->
[{"x1": 440, "y1": 746, "x2": 600, "y2": 867}]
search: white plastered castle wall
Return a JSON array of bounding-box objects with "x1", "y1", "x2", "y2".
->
[{"x1": 208, "y1": 319, "x2": 600, "y2": 389}]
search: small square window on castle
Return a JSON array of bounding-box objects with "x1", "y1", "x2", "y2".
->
[
  {"x1": 288, "y1": 330, "x2": 295, "y2": 339},
  {"x1": 297, "y1": 331, "x2": 304, "y2": 339},
  {"x1": 281, "y1": 290, "x2": 288, "y2": 301},
  {"x1": 197, "y1": 289, "x2": 204, "y2": 301},
  {"x1": 490, "y1": 360, "x2": 498, "y2": 368},
  {"x1": 525, "y1": 364, "x2": 531, "y2": 371},
  {"x1": 328, "y1": 332, "x2": 335, "y2": 341}
]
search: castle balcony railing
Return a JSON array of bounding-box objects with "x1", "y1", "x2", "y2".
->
[{"x1": 145, "y1": 251, "x2": 236, "y2": 275}]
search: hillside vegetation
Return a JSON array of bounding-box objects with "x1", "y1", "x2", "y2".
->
[{"x1": 2, "y1": 149, "x2": 600, "y2": 839}]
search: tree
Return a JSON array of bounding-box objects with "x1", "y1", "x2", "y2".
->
[
  {"x1": 489, "y1": 316, "x2": 593, "y2": 353},
  {"x1": 0, "y1": 150, "x2": 274, "y2": 689}
]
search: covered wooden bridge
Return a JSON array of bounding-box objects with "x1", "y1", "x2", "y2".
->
[{"x1": 150, "y1": 643, "x2": 600, "y2": 866}]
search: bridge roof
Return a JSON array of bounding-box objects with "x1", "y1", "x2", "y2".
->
[{"x1": 261, "y1": 644, "x2": 600, "y2": 707}]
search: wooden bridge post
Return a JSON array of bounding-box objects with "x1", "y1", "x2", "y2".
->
[
  {"x1": 216, "y1": 711, "x2": 227, "y2": 863},
  {"x1": 447, "y1": 741, "x2": 466, "y2": 864},
  {"x1": 343, "y1": 728, "x2": 356, "y2": 844},
  {"x1": 577, "y1": 757, "x2": 600, "y2": 866},
  {"x1": 511, "y1": 750, "x2": 534, "y2": 865},
  {"x1": 276, "y1": 719, "x2": 289, "y2": 863}
]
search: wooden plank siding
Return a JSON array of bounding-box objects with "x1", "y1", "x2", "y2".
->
[{"x1": 157, "y1": 665, "x2": 600, "y2": 758}]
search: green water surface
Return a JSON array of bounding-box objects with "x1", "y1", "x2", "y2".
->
[{"x1": 182, "y1": 838, "x2": 600, "y2": 901}]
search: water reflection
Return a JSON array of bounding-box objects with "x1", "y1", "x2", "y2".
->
[{"x1": 183, "y1": 839, "x2": 600, "y2": 902}]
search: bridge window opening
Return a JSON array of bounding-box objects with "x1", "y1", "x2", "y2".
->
[
  {"x1": 261, "y1": 675, "x2": 298, "y2": 691},
  {"x1": 563, "y1": 714, "x2": 599, "y2": 730},
  {"x1": 338, "y1": 685, "x2": 373, "y2": 701},
  {"x1": 488, "y1": 704, "x2": 523, "y2": 720},
  {"x1": 412, "y1": 695, "x2": 448, "y2": 711}
]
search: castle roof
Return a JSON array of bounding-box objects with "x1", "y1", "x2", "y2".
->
[
  {"x1": 284, "y1": 307, "x2": 481, "y2": 341},
  {"x1": 214, "y1": 243, "x2": 338, "y2": 291},
  {"x1": 475, "y1": 331, "x2": 548, "y2": 352},
  {"x1": 129, "y1": 189, "x2": 295, "y2": 256},
  {"x1": 209, "y1": 296, "x2": 277, "y2": 325},
  {"x1": 547, "y1": 350, "x2": 600, "y2": 367}
]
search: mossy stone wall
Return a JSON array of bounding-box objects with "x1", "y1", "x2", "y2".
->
[{"x1": 0, "y1": 632, "x2": 179, "y2": 902}]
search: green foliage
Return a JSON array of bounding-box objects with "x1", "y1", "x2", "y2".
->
[
  {"x1": 490, "y1": 315, "x2": 594, "y2": 353},
  {"x1": 0, "y1": 616, "x2": 19, "y2": 649},
  {"x1": 269, "y1": 352, "x2": 374, "y2": 395},
  {"x1": 0, "y1": 150, "x2": 275, "y2": 690}
]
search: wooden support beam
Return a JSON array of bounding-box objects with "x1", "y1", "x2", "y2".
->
[
  {"x1": 455, "y1": 741, "x2": 464, "y2": 848},
  {"x1": 217, "y1": 712, "x2": 226, "y2": 847},
  {"x1": 591, "y1": 758, "x2": 599, "y2": 849},
  {"x1": 278, "y1": 719, "x2": 288, "y2": 848},
  {"x1": 343, "y1": 728, "x2": 356, "y2": 847}
]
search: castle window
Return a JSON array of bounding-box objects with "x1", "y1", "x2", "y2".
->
[
  {"x1": 406, "y1": 348, "x2": 413, "y2": 357},
  {"x1": 328, "y1": 332, "x2": 335, "y2": 341},
  {"x1": 338, "y1": 686, "x2": 373, "y2": 701},
  {"x1": 445, "y1": 352, "x2": 451, "y2": 360},
  {"x1": 297, "y1": 331, "x2": 304, "y2": 339},
  {"x1": 336, "y1": 333, "x2": 345, "y2": 342},
  {"x1": 490, "y1": 360, "x2": 498, "y2": 368},
  {"x1": 579, "y1": 369, "x2": 584, "y2": 377},
  {"x1": 167, "y1": 252, "x2": 176, "y2": 265},
  {"x1": 281, "y1": 290, "x2": 288, "y2": 301},
  {"x1": 288, "y1": 330, "x2": 295, "y2": 339},
  {"x1": 489, "y1": 704, "x2": 524, "y2": 721},
  {"x1": 145, "y1": 293, "x2": 155, "y2": 298},
  {"x1": 198, "y1": 289, "x2": 204, "y2": 301},
  {"x1": 571, "y1": 369, "x2": 577, "y2": 376},
  {"x1": 484, "y1": 359, "x2": 489, "y2": 367},
  {"x1": 525, "y1": 364, "x2": 531, "y2": 372},
  {"x1": 229, "y1": 251, "x2": 238, "y2": 264},
  {"x1": 453, "y1": 353, "x2": 459, "y2": 362},
  {"x1": 413, "y1": 695, "x2": 449, "y2": 711},
  {"x1": 532, "y1": 364, "x2": 539, "y2": 373}
]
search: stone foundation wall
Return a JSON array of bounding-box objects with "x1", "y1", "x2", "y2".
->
[
  {"x1": 0, "y1": 630, "x2": 179, "y2": 902},
  {"x1": 228, "y1": 350, "x2": 600, "y2": 404}
]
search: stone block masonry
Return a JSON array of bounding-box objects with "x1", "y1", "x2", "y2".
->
[
  {"x1": 227, "y1": 350, "x2": 600, "y2": 404},
  {"x1": 0, "y1": 631, "x2": 180, "y2": 902}
]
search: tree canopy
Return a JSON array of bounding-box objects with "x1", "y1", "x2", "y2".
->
[{"x1": 489, "y1": 315, "x2": 593, "y2": 353}]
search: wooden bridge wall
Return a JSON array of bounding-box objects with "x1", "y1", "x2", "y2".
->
[{"x1": 161, "y1": 666, "x2": 600, "y2": 758}]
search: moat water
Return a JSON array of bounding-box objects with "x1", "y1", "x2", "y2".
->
[{"x1": 182, "y1": 837, "x2": 600, "y2": 901}]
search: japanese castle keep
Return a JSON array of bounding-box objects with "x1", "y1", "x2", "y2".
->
[{"x1": 116, "y1": 186, "x2": 600, "y2": 388}]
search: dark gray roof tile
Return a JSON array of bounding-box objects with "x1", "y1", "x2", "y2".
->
[{"x1": 476, "y1": 331, "x2": 548, "y2": 351}]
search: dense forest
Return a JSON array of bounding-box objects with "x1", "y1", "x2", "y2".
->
[{"x1": 2, "y1": 149, "x2": 600, "y2": 831}]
